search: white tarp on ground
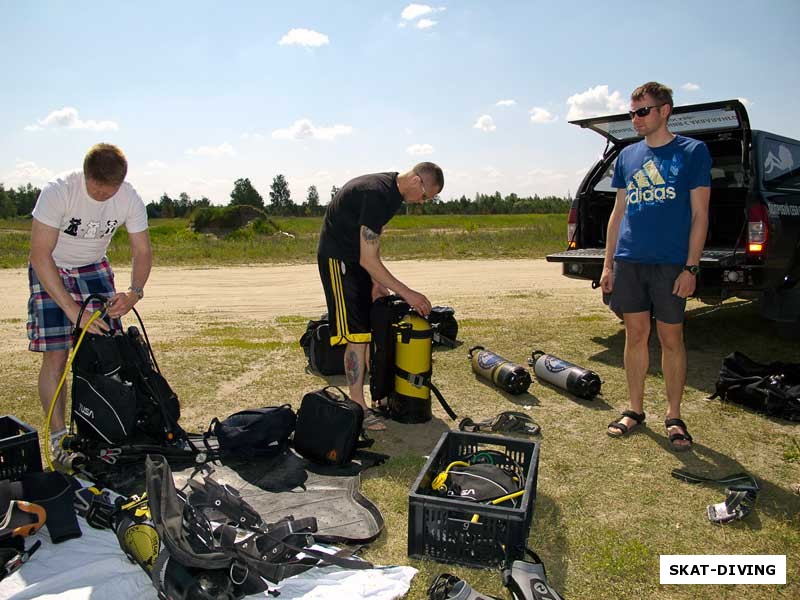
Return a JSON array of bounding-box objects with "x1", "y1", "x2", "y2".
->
[{"x1": 1, "y1": 519, "x2": 416, "y2": 600}]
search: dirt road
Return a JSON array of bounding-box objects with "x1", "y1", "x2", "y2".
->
[{"x1": 0, "y1": 259, "x2": 594, "y2": 325}]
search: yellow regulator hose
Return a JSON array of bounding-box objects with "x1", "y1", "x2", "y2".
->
[{"x1": 43, "y1": 309, "x2": 106, "y2": 471}]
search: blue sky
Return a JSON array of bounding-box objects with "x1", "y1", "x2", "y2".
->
[{"x1": 2, "y1": 1, "x2": 798, "y2": 205}]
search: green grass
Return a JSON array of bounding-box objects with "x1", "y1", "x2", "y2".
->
[{"x1": 0, "y1": 214, "x2": 567, "y2": 268}]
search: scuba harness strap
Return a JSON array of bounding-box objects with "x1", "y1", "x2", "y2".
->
[
  {"x1": 394, "y1": 365, "x2": 458, "y2": 420},
  {"x1": 146, "y1": 454, "x2": 371, "y2": 594}
]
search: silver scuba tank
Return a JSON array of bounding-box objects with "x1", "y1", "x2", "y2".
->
[
  {"x1": 468, "y1": 346, "x2": 532, "y2": 395},
  {"x1": 529, "y1": 350, "x2": 602, "y2": 400}
]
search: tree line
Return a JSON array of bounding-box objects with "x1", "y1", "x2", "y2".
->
[{"x1": 1, "y1": 175, "x2": 570, "y2": 219}]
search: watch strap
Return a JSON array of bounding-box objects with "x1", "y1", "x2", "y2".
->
[{"x1": 127, "y1": 286, "x2": 144, "y2": 300}]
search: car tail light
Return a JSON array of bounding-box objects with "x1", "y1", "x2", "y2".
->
[
  {"x1": 567, "y1": 207, "x2": 577, "y2": 249},
  {"x1": 746, "y1": 204, "x2": 768, "y2": 255}
]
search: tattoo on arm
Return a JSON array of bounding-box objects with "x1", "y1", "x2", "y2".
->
[
  {"x1": 345, "y1": 350, "x2": 360, "y2": 385},
  {"x1": 361, "y1": 226, "x2": 380, "y2": 245}
]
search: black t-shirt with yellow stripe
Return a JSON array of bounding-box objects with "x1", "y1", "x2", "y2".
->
[{"x1": 318, "y1": 172, "x2": 404, "y2": 262}]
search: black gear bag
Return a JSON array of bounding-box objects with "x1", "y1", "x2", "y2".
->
[
  {"x1": 293, "y1": 387, "x2": 373, "y2": 466},
  {"x1": 428, "y1": 305, "x2": 459, "y2": 348},
  {"x1": 206, "y1": 405, "x2": 296, "y2": 459},
  {"x1": 299, "y1": 315, "x2": 346, "y2": 376},
  {"x1": 709, "y1": 351, "x2": 800, "y2": 421}
]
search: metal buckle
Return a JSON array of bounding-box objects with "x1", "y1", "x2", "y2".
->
[{"x1": 229, "y1": 561, "x2": 249, "y2": 586}]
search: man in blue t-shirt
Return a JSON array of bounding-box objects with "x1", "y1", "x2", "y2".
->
[{"x1": 600, "y1": 82, "x2": 711, "y2": 451}]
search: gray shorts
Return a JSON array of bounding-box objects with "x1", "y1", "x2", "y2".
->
[{"x1": 607, "y1": 261, "x2": 686, "y2": 324}]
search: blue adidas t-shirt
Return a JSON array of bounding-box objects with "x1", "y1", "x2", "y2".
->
[{"x1": 612, "y1": 135, "x2": 711, "y2": 264}]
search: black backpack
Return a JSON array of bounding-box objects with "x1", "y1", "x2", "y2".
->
[
  {"x1": 709, "y1": 352, "x2": 800, "y2": 421},
  {"x1": 207, "y1": 405, "x2": 297, "y2": 458},
  {"x1": 299, "y1": 316, "x2": 346, "y2": 376},
  {"x1": 72, "y1": 319, "x2": 183, "y2": 446}
]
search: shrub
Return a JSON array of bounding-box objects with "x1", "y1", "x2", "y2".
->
[{"x1": 192, "y1": 205, "x2": 278, "y2": 236}]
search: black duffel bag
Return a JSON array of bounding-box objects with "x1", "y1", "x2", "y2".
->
[
  {"x1": 299, "y1": 315, "x2": 346, "y2": 376},
  {"x1": 207, "y1": 404, "x2": 297, "y2": 458},
  {"x1": 293, "y1": 387, "x2": 372, "y2": 466}
]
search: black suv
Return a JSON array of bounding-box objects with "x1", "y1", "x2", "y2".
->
[{"x1": 547, "y1": 100, "x2": 800, "y2": 324}]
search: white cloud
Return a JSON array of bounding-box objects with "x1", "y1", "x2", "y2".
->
[
  {"x1": 681, "y1": 82, "x2": 700, "y2": 92},
  {"x1": 146, "y1": 160, "x2": 167, "y2": 169},
  {"x1": 271, "y1": 119, "x2": 354, "y2": 141},
  {"x1": 4, "y1": 160, "x2": 54, "y2": 184},
  {"x1": 401, "y1": 4, "x2": 433, "y2": 20},
  {"x1": 524, "y1": 168, "x2": 567, "y2": 180},
  {"x1": 529, "y1": 107, "x2": 558, "y2": 124},
  {"x1": 417, "y1": 18, "x2": 437, "y2": 29},
  {"x1": 185, "y1": 142, "x2": 235, "y2": 157},
  {"x1": 473, "y1": 115, "x2": 496, "y2": 132},
  {"x1": 738, "y1": 97, "x2": 752, "y2": 106},
  {"x1": 566, "y1": 85, "x2": 627, "y2": 120},
  {"x1": 26, "y1": 106, "x2": 118, "y2": 131},
  {"x1": 241, "y1": 132, "x2": 266, "y2": 141},
  {"x1": 482, "y1": 166, "x2": 502, "y2": 179},
  {"x1": 407, "y1": 143, "x2": 434, "y2": 156},
  {"x1": 278, "y1": 28, "x2": 329, "y2": 48},
  {"x1": 496, "y1": 99, "x2": 516, "y2": 107}
]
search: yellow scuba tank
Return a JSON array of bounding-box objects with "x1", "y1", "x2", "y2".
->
[{"x1": 389, "y1": 312, "x2": 434, "y2": 423}]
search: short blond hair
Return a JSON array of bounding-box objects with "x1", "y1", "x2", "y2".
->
[
  {"x1": 83, "y1": 143, "x2": 128, "y2": 185},
  {"x1": 412, "y1": 162, "x2": 444, "y2": 190}
]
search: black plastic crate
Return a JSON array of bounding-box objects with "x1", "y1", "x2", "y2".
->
[
  {"x1": 0, "y1": 415, "x2": 43, "y2": 480},
  {"x1": 408, "y1": 430, "x2": 539, "y2": 569}
]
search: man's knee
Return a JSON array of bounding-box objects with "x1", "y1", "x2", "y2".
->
[
  {"x1": 624, "y1": 314, "x2": 651, "y2": 345},
  {"x1": 656, "y1": 322, "x2": 684, "y2": 353},
  {"x1": 41, "y1": 350, "x2": 68, "y2": 374}
]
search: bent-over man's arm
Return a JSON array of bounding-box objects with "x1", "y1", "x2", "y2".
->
[
  {"x1": 107, "y1": 229, "x2": 153, "y2": 318},
  {"x1": 358, "y1": 225, "x2": 431, "y2": 316}
]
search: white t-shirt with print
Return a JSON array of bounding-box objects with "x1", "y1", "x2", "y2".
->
[{"x1": 32, "y1": 171, "x2": 149, "y2": 268}]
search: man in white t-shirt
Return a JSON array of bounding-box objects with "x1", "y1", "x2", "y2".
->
[{"x1": 28, "y1": 143, "x2": 153, "y2": 470}]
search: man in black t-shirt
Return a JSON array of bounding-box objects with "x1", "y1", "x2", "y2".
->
[{"x1": 317, "y1": 162, "x2": 444, "y2": 430}]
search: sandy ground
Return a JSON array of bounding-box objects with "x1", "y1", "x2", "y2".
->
[{"x1": 0, "y1": 259, "x2": 593, "y2": 325}]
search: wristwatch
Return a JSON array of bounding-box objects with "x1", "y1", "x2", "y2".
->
[
  {"x1": 683, "y1": 265, "x2": 700, "y2": 276},
  {"x1": 128, "y1": 285, "x2": 144, "y2": 300}
]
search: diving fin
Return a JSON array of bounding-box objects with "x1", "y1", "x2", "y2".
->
[
  {"x1": 0, "y1": 501, "x2": 47, "y2": 541},
  {"x1": 502, "y1": 554, "x2": 565, "y2": 600}
]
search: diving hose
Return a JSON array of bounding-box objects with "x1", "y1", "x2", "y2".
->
[{"x1": 43, "y1": 305, "x2": 107, "y2": 471}]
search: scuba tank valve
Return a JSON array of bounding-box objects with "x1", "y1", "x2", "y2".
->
[
  {"x1": 468, "y1": 346, "x2": 532, "y2": 395},
  {"x1": 529, "y1": 350, "x2": 601, "y2": 400}
]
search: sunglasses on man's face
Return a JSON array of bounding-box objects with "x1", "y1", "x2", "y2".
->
[{"x1": 628, "y1": 103, "x2": 666, "y2": 119}]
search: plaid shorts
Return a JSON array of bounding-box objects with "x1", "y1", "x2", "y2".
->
[{"x1": 27, "y1": 258, "x2": 121, "y2": 352}]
